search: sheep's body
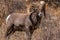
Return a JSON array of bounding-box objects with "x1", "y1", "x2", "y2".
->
[
  {"x1": 6, "y1": 13, "x2": 34, "y2": 40},
  {"x1": 6, "y1": 13, "x2": 32, "y2": 28},
  {"x1": 6, "y1": 10, "x2": 43, "y2": 40},
  {"x1": 5, "y1": 1, "x2": 46, "y2": 40}
]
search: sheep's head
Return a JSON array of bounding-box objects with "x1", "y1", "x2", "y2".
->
[
  {"x1": 29, "y1": 1, "x2": 46, "y2": 26},
  {"x1": 30, "y1": 1, "x2": 46, "y2": 17}
]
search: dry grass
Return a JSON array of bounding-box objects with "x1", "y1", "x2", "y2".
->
[{"x1": 0, "y1": 0, "x2": 60, "y2": 40}]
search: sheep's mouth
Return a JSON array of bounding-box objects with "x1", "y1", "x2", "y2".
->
[{"x1": 38, "y1": 12, "x2": 43, "y2": 17}]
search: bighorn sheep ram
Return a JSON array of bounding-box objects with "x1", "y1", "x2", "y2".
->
[{"x1": 5, "y1": 1, "x2": 46, "y2": 40}]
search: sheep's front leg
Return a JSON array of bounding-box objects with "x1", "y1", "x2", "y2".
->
[{"x1": 25, "y1": 26, "x2": 31, "y2": 40}]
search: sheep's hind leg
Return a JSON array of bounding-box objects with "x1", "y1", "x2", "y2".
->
[{"x1": 6, "y1": 24, "x2": 15, "y2": 40}]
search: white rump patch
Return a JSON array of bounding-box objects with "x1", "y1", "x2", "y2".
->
[{"x1": 6, "y1": 14, "x2": 11, "y2": 24}]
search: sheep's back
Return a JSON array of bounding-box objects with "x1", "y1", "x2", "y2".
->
[{"x1": 12, "y1": 13, "x2": 28, "y2": 26}]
